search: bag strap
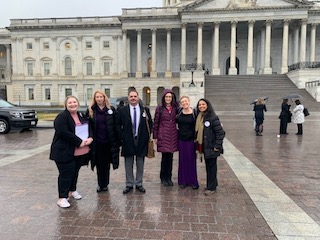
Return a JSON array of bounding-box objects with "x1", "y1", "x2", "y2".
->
[{"x1": 144, "y1": 109, "x2": 152, "y2": 139}]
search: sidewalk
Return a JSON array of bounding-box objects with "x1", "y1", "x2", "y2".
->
[{"x1": 0, "y1": 113, "x2": 319, "y2": 239}]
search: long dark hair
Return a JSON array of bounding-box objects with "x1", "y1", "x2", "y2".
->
[{"x1": 196, "y1": 98, "x2": 216, "y2": 117}]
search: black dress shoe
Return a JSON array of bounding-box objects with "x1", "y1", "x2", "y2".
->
[
  {"x1": 179, "y1": 184, "x2": 187, "y2": 189},
  {"x1": 167, "y1": 180, "x2": 174, "y2": 186},
  {"x1": 123, "y1": 186, "x2": 133, "y2": 194},
  {"x1": 192, "y1": 185, "x2": 199, "y2": 189},
  {"x1": 161, "y1": 180, "x2": 169, "y2": 186},
  {"x1": 96, "y1": 186, "x2": 108, "y2": 193},
  {"x1": 136, "y1": 186, "x2": 146, "y2": 193}
]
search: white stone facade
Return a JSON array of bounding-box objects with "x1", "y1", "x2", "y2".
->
[{"x1": 0, "y1": 0, "x2": 320, "y2": 106}]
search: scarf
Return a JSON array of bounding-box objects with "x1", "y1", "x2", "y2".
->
[{"x1": 195, "y1": 112, "x2": 204, "y2": 145}]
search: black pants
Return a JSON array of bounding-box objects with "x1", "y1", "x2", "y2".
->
[
  {"x1": 96, "y1": 143, "x2": 112, "y2": 189},
  {"x1": 297, "y1": 124, "x2": 303, "y2": 135},
  {"x1": 55, "y1": 156, "x2": 83, "y2": 198},
  {"x1": 279, "y1": 117, "x2": 288, "y2": 134},
  {"x1": 160, "y1": 152, "x2": 173, "y2": 181},
  {"x1": 205, "y1": 157, "x2": 218, "y2": 191}
]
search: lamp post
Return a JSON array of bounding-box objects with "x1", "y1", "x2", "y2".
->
[{"x1": 189, "y1": 67, "x2": 196, "y2": 87}]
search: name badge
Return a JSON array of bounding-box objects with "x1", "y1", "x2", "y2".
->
[
  {"x1": 204, "y1": 121, "x2": 210, "y2": 127},
  {"x1": 108, "y1": 109, "x2": 113, "y2": 115},
  {"x1": 142, "y1": 112, "x2": 146, "y2": 117}
]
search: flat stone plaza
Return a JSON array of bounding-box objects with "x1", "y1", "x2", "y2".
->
[{"x1": 0, "y1": 110, "x2": 320, "y2": 239}]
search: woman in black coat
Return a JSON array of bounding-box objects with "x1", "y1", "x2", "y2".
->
[
  {"x1": 50, "y1": 96, "x2": 93, "y2": 208},
  {"x1": 279, "y1": 99, "x2": 291, "y2": 135},
  {"x1": 195, "y1": 98, "x2": 225, "y2": 196},
  {"x1": 253, "y1": 97, "x2": 267, "y2": 136},
  {"x1": 87, "y1": 90, "x2": 120, "y2": 193}
]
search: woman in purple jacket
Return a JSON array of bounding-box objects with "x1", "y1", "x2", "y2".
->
[{"x1": 153, "y1": 89, "x2": 179, "y2": 186}]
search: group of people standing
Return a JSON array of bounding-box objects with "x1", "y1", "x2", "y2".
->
[
  {"x1": 279, "y1": 99, "x2": 305, "y2": 135},
  {"x1": 49, "y1": 89, "x2": 225, "y2": 208},
  {"x1": 153, "y1": 91, "x2": 225, "y2": 196},
  {"x1": 253, "y1": 97, "x2": 305, "y2": 137}
]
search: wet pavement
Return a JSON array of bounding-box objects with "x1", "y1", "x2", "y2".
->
[{"x1": 0, "y1": 111, "x2": 320, "y2": 240}]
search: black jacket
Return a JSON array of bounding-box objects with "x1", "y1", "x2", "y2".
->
[
  {"x1": 202, "y1": 113, "x2": 225, "y2": 159},
  {"x1": 117, "y1": 104, "x2": 153, "y2": 157},
  {"x1": 87, "y1": 105, "x2": 120, "y2": 170},
  {"x1": 50, "y1": 110, "x2": 92, "y2": 163}
]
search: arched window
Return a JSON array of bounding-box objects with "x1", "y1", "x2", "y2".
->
[{"x1": 65, "y1": 57, "x2": 72, "y2": 76}]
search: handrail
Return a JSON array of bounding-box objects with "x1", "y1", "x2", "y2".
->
[{"x1": 288, "y1": 61, "x2": 320, "y2": 71}]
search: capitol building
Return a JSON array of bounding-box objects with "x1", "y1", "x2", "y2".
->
[{"x1": 1, "y1": 0, "x2": 320, "y2": 106}]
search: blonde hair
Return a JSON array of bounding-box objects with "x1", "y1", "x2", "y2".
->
[
  {"x1": 64, "y1": 96, "x2": 79, "y2": 108},
  {"x1": 256, "y1": 97, "x2": 265, "y2": 105},
  {"x1": 179, "y1": 95, "x2": 190, "y2": 102},
  {"x1": 88, "y1": 90, "x2": 111, "y2": 118}
]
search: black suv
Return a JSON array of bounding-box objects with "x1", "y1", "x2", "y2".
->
[{"x1": 0, "y1": 98, "x2": 38, "y2": 134}]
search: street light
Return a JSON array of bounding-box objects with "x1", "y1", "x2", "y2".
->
[{"x1": 189, "y1": 67, "x2": 196, "y2": 87}]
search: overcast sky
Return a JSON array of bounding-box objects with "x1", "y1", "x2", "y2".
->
[{"x1": 1, "y1": 0, "x2": 162, "y2": 28}]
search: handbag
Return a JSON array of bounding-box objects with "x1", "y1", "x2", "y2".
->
[{"x1": 145, "y1": 110, "x2": 155, "y2": 158}]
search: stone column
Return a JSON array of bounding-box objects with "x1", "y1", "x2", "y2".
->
[
  {"x1": 263, "y1": 20, "x2": 272, "y2": 74},
  {"x1": 136, "y1": 29, "x2": 142, "y2": 78},
  {"x1": 51, "y1": 37, "x2": 58, "y2": 77},
  {"x1": 259, "y1": 29, "x2": 265, "y2": 74},
  {"x1": 5, "y1": 44, "x2": 11, "y2": 80},
  {"x1": 122, "y1": 30, "x2": 128, "y2": 77},
  {"x1": 197, "y1": 22, "x2": 203, "y2": 70},
  {"x1": 293, "y1": 25, "x2": 299, "y2": 63},
  {"x1": 94, "y1": 35, "x2": 100, "y2": 77},
  {"x1": 310, "y1": 23, "x2": 317, "y2": 62},
  {"x1": 181, "y1": 24, "x2": 187, "y2": 68},
  {"x1": 34, "y1": 37, "x2": 41, "y2": 77},
  {"x1": 165, "y1": 28, "x2": 172, "y2": 77},
  {"x1": 77, "y1": 36, "x2": 83, "y2": 78},
  {"x1": 112, "y1": 35, "x2": 119, "y2": 76},
  {"x1": 281, "y1": 19, "x2": 290, "y2": 74},
  {"x1": 246, "y1": 20, "x2": 255, "y2": 75},
  {"x1": 151, "y1": 28, "x2": 157, "y2": 78},
  {"x1": 212, "y1": 22, "x2": 220, "y2": 75},
  {"x1": 300, "y1": 19, "x2": 307, "y2": 62},
  {"x1": 229, "y1": 21, "x2": 238, "y2": 75}
]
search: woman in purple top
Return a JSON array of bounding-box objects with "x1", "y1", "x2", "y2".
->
[
  {"x1": 176, "y1": 96, "x2": 199, "y2": 189},
  {"x1": 87, "y1": 90, "x2": 120, "y2": 193}
]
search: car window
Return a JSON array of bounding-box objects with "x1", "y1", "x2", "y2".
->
[{"x1": 0, "y1": 99, "x2": 15, "y2": 108}]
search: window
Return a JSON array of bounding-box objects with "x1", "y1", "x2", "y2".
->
[
  {"x1": 45, "y1": 88, "x2": 51, "y2": 100},
  {"x1": 103, "y1": 62, "x2": 110, "y2": 75},
  {"x1": 65, "y1": 57, "x2": 72, "y2": 75},
  {"x1": 43, "y1": 42, "x2": 50, "y2": 50},
  {"x1": 27, "y1": 62, "x2": 33, "y2": 76},
  {"x1": 104, "y1": 88, "x2": 110, "y2": 98},
  {"x1": 87, "y1": 88, "x2": 93, "y2": 101},
  {"x1": 103, "y1": 41, "x2": 110, "y2": 48},
  {"x1": 86, "y1": 62, "x2": 93, "y2": 75},
  {"x1": 86, "y1": 42, "x2": 92, "y2": 49},
  {"x1": 44, "y1": 63, "x2": 50, "y2": 76},
  {"x1": 0, "y1": 69, "x2": 4, "y2": 79},
  {"x1": 65, "y1": 88, "x2": 72, "y2": 97},
  {"x1": 27, "y1": 43, "x2": 33, "y2": 50},
  {"x1": 28, "y1": 88, "x2": 34, "y2": 100}
]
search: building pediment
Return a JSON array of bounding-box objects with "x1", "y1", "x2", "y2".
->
[{"x1": 182, "y1": 0, "x2": 312, "y2": 11}]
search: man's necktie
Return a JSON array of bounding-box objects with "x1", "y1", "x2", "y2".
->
[{"x1": 133, "y1": 107, "x2": 137, "y2": 136}]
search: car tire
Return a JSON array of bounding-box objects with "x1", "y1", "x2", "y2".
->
[{"x1": 0, "y1": 118, "x2": 10, "y2": 134}]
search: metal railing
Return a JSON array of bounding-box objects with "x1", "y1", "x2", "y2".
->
[
  {"x1": 288, "y1": 61, "x2": 320, "y2": 71},
  {"x1": 180, "y1": 63, "x2": 205, "y2": 71}
]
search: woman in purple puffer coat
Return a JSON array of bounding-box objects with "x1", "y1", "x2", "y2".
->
[{"x1": 153, "y1": 89, "x2": 179, "y2": 186}]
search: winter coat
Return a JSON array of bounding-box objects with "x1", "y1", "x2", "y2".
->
[
  {"x1": 293, "y1": 104, "x2": 305, "y2": 124},
  {"x1": 50, "y1": 110, "x2": 93, "y2": 163},
  {"x1": 87, "y1": 105, "x2": 120, "y2": 170},
  {"x1": 153, "y1": 89, "x2": 179, "y2": 153},
  {"x1": 117, "y1": 104, "x2": 153, "y2": 157},
  {"x1": 202, "y1": 113, "x2": 225, "y2": 160}
]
